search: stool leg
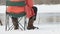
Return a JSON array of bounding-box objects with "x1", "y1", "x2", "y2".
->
[
  {"x1": 24, "y1": 16, "x2": 27, "y2": 30},
  {"x1": 5, "y1": 14, "x2": 9, "y2": 31},
  {"x1": 18, "y1": 17, "x2": 25, "y2": 30}
]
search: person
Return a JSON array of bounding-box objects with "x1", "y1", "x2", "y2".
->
[
  {"x1": 27, "y1": 6, "x2": 38, "y2": 30},
  {"x1": 6, "y1": 0, "x2": 38, "y2": 30}
]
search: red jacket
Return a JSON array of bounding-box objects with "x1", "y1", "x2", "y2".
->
[{"x1": 6, "y1": 0, "x2": 35, "y2": 18}]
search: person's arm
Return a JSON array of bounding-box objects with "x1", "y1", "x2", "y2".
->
[{"x1": 26, "y1": 0, "x2": 33, "y2": 8}]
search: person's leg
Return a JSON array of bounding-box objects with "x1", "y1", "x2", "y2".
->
[
  {"x1": 12, "y1": 17, "x2": 19, "y2": 30},
  {"x1": 27, "y1": 6, "x2": 38, "y2": 30},
  {"x1": 27, "y1": 16, "x2": 36, "y2": 29},
  {"x1": 32, "y1": 6, "x2": 37, "y2": 20}
]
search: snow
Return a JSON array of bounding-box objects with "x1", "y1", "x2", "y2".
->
[
  {"x1": 0, "y1": 5, "x2": 60, "y2": 34},
  {"x1": 0, "y1": 24, "x2": 60, "y2": 34},
  {"x1": 0, "y1": 5, "x2": 6, "y2": 13},
  {"x1": 34, "y1": 4, "x2": 60, "y2": 13},
  {"x1": 1, "y1": 4, "x2": 60, "y2": 13}
]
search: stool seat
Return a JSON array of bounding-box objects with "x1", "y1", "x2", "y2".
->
[{"x1": 6, "y1": 12, "x2": 26, "y2": 18}]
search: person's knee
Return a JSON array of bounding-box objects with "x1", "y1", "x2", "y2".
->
[
  {"x1": 32, "y1": 6, "x2": 37, "y2": 14},
  {"x1": 32, "y1": 6, "x2": 38, "y2": 20}
]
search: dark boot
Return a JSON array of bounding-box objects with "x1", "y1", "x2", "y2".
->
[
  {"x1": 27, "y1": 26, "x2": 39, "y2": 30},
  {"x1": 12, "y1": 17, "x2": 19, "y2": 30},
  {"x1": 27, "y1": 17, "x2": 39, "y2": 30}
]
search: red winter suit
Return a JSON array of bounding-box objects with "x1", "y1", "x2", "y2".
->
[{"x1": 6, "y1": 0, "x2": 35, "y2": 18}]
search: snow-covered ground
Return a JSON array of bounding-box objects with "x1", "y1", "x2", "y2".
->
[
  {"x1": 34, "y1": 4, "x2": 60, "y2": 13},
  {"x1": 0, "y1": 5, "x2": 6, "y2": 13},
  {"x1": 0, "y1": 24, "x2": 60, "y2": 34},
  {"x1": 1, "y1": 4, "x2": 60, "y2": 13},
  {"x1": 0, "y1": 5, "x2": 60, "y2": 34}
]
